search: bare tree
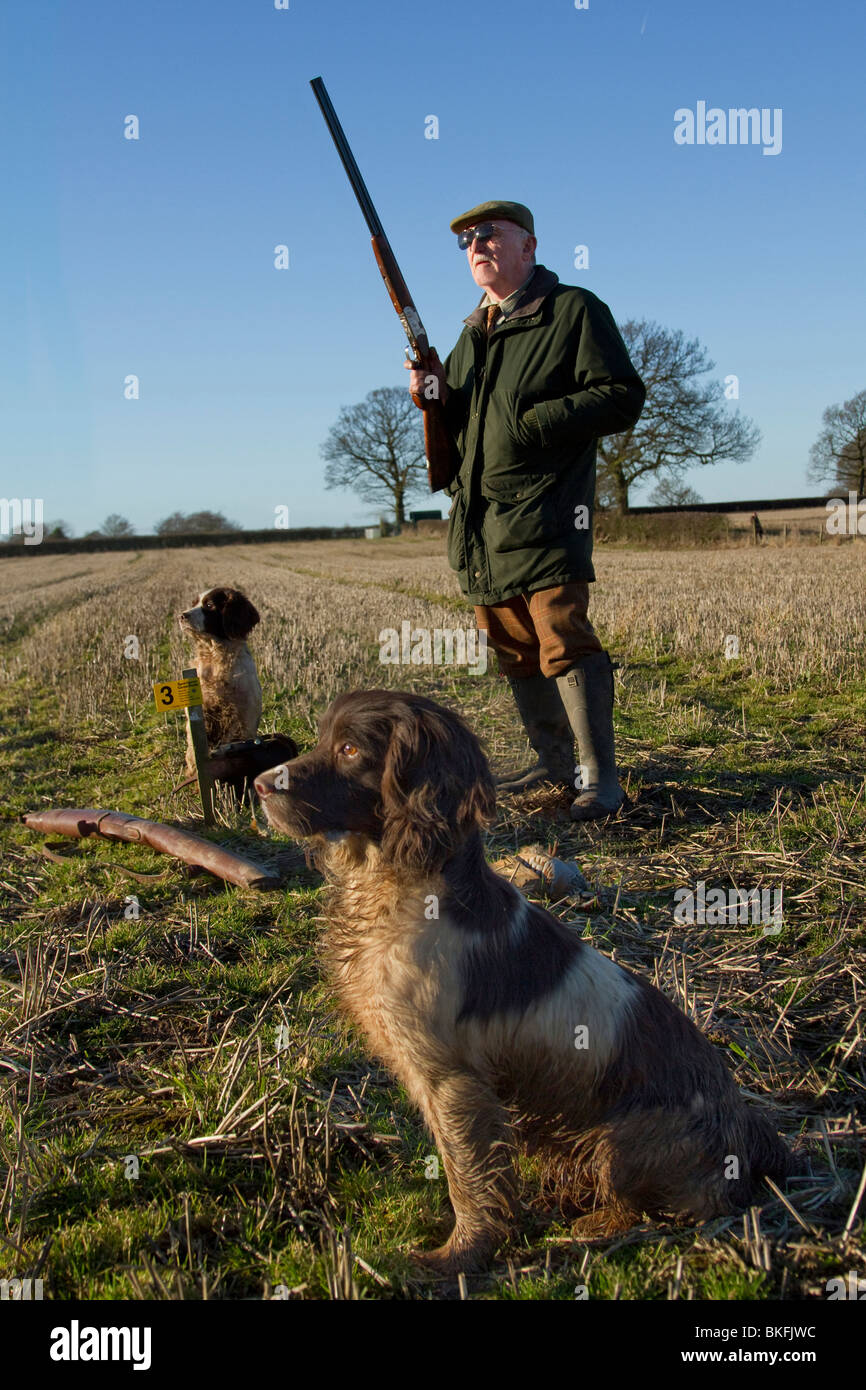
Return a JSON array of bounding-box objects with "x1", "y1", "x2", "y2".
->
[
  {"x1": 807, "y1": 390, "x2": 866, "y2": 499},
  {"x1": 648, "y1": 477, "x2": 704, "y2": 507},
  {"x1": 5, "y1": 519, "x2": 74, "y2": 543},
  {"x1": 155, "y1": 511, "x2": 240, "y2": 535},
  {"x1": 597, "y1": 321, "x2": 761, "y2": 513},
  {"x1": 100, "y1": 513, "x2": 135, "y2": 536},
  {"x1": 321, "y1": 386, "x2": 426, "y2": 525}
]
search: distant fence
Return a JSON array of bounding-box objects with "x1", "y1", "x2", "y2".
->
[{"x1": 0, "y1": 526, "x2": 366, "y2": 559}]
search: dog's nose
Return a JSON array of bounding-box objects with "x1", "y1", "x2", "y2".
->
[{"x1": 254, "y1": 776, "x2": 273, "y2": 798}]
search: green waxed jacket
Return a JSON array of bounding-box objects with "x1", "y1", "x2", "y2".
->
[{"x1": 442, "y1": 265, "x2": 646, "y2": 605}]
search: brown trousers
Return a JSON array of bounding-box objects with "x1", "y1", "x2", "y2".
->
[{"x1": 474, "y1": 582, "x2": 603, "y2": 679}]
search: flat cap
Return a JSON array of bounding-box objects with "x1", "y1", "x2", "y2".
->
[{"x1": 449, "y1": 200, "x2": 535, "y2": 236}]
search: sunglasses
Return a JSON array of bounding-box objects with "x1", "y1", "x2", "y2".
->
[{"x1": 456, "y1": 222, "x2": 500, "y2": 250}]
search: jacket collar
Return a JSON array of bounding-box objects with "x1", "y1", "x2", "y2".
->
[{"x1": 464, "y1": 264, "x2": 559, "y2": 330}]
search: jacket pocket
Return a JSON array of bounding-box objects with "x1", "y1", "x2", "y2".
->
[
  {"x1": 480, "y1": 390, "x2": 565, "y2": 496},
  {"x1": 447, "y1": 489, "x2": 467, "y2": 572},
  {"x1": 481, "y1": 471, "x2": 567, "y2": 552}
]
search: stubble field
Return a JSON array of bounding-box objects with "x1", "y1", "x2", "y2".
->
[{"x1": 0, "y1": 536, "x2": 864, "y2": 1300}]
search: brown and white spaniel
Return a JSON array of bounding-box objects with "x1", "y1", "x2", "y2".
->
[
  {"x1": 255, "y1": 691, "x2": 796, "y2": 1275},
  {"x1": 178, "y1": 587, "x2": 262, "y2": 771}
]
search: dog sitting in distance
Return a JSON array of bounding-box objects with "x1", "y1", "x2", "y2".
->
[
  {"x1": 178, "y1": 587, "x2": 263, "y2": 777},
  {"x1": 255, "y1": 691, "x2": 796, "y2": 1274}
]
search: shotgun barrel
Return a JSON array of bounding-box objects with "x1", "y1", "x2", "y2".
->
[
  {"x1": 309, "y1": 76, "x2": 459, "y2": 491},
  {"x1": 310, "y1": 77, "x2": 385, "y2": 241}
]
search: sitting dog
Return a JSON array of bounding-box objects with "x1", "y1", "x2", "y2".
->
[
  {"x1": 178, "y1": 587, "x2": 263, "y2": 774},
  {"x1": 255, "y1": 690, "x2": 796, "y2": 1274}
]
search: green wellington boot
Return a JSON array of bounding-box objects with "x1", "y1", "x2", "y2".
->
[
  {"x1": 495, "y1": 672, "x2": 574, "y2": 793},
  {"x1": 555, "y1": 652, "x2": 626, "y2": 820}
]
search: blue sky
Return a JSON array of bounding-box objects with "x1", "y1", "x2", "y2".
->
[{"x1": 1, "y1": 0, "x2": 864, "y2": 534}]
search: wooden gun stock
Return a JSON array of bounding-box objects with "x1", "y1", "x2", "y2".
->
[
  {"x1": 421, "y1": 396, "x2": 461, "y2": 493},
  {"x1": 370, "y1": 234, "x2": 460, "y2": 492}
]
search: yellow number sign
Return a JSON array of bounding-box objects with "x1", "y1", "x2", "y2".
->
[{"x1": 153, "y1": 677, "x2": 203, "y2": 712}]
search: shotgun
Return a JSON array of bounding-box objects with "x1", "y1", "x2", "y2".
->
[{"x1": 310, "y1": 76, "x2": 460, "y2": 493}]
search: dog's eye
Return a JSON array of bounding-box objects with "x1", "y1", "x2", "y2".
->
[{"x1": 338, "y1": 742, "x2": 359, "y2": 758}]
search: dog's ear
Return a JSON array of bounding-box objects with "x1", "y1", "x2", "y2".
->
[
  {"x1": 380, "y1": 702, "x2": 495, "y2": 873},
  {"x1": 222, "y1": 590, "x2": 260, "y2": 639}
]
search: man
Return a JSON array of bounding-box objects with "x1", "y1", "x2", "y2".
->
[{"x1": 406, "y1": 201, "x2": 646, "y2": 820}]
